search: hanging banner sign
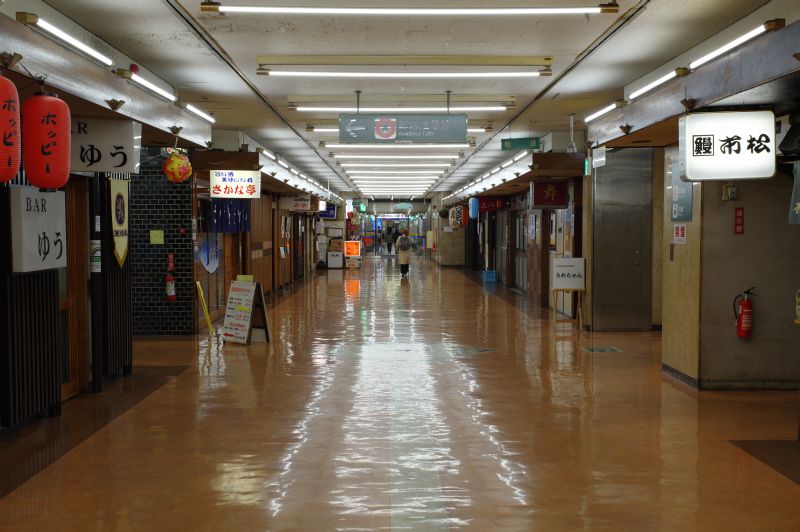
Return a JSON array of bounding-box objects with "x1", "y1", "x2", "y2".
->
[
  {"x1": 501, "y1": 137, "x2": 540, "y2": 151},
  {"x1": 110, "y1": 179, "x2": 129, "y2": 267},
  {"x1": 678, "y1": 110, "x2": 776, "y2": 181},
  {"x1": 71, "y1": 118, "x2": 142, "y2": 173},
  {"x1": 478, "y1": 197, "x2": 504, "y2": 212},
  {"x1": 280, "y1": 193, "x2": 311, "y2": 211},
  {"x1": 552, "y1": 258, "x2": 585, "y2": 290},
  {"x1": 9, "y1": 185, "x2": 67, "y2": 273},
  {"x1": 338, "y1": 113, "x2": 467, "y2": 143},
  {"x1": 210, "y1": 169, "x2": 261, "y2": 198},
  {"x1": 532, "y1": 181, "x2": 569, "y2": 208}
]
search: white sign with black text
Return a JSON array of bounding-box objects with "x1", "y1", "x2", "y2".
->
[
  {"x1": 552, "y1": 258, "x2": 585, "y2": 290},
  {"x1": 210, "y1": 170, "x2": 261, "y2": 199},
  {"x1": 71, "y1": 118, "x2": 142, "y2": 173},
  {"x1": 678, "y1": 110, "x2": 775, "y2": 181},
  {"x1": 10, "y1": 186, "x2": 67, "y2": 273},
  {"x1": 279, "y1": 193, "x2": 311, "y2": 211}
]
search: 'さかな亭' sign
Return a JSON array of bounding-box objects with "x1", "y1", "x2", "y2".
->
[
  {"x1": 9, "y1": 185, "x2": 67, "y2": 273},
  {"x1": 210, "y1": 170, "x2": 261, "y2": 198},
  {"x1": 552, "y1": 258, "x2": 585, "y2": 290},
  {"x1": 678, "y1": 110, "x2": 775, "y2": 181}
]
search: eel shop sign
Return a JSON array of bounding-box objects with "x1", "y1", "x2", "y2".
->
[{"x1": 10, "y1": 185, "x2": 67, "y2": 273}]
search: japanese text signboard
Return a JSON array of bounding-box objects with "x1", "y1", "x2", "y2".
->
[
  {"x1": 210, "y1": 170, "x2": 261, "y2": 199},
  {"x1": 552, "y1": 258, "x2": 585, "y2": 290},
  {"x1": 735, "y1": 207, "x2": 745, "y2": 235},
  {"x1": 10, "y1": 185, "x2": 67, "y2": 273},
  {"x1": 532, "y1": 181, "x2": 569, "y2": 209},
  {"x1": 678, "y1": 110, "x2": 775, "y2": 181},
  {"x1": 221, "y1": 281, "x2": 257, "y2": 344},
  {"x1": 279, "y1": 193, "x2": 311, "y2": 211},
  {"x1": 338, "y1": 113, "x2": 467, "y2": 143},
  {"x1": 71, "y1": 118, "x2": 142, "y2": 174},
  {"x1": 319, "y1": 203, "x2": 337, "y2": 219},
  {"x1": 501, "y1": 137, "x2": 540, "y2": 151}
]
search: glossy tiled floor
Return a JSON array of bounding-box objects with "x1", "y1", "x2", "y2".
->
[{"x1": 1, "y1": 256, "x2": 798, "y2": 530}]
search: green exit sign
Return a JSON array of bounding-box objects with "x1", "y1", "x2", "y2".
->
[{"x1": 501, "y1": 137, "x2": 541, "y2": 151}]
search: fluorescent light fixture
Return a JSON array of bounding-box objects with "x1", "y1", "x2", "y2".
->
[
  {"x1": 584, "y1": 103, "x2": 617, "y2": 123},
  {"x1": 290, "y1": 168, "x2": 300, "y2": 175},
  {"x1": 689, "y1": 25, "x2": 767, "y2": 70},
  {"x1": 334, "y1": 155, "x2": 457, "y2": 159},
  {"x1": 628, "y1": 71, "x2": 678, "y2": 101},
  {"x1": 261, "y1": 149, "x2": 276, "y2": 160},
  {"x1": 370, "y1": 195, "x2": 375, "y2": 200},
  {"x1": 311, "y1": 127, "x2": 339, "y2": 133},
  {"x1": 298, "y1": 106, "x2": 506, "y2": 112},
  {"x1": 481, "y1": 173, "x2": 491, "y2": 179},
  {"x1": 211, "y1": 5, "x2": 614, "y2": 15},
  {"x1": 185, "y1": 103, "x2": 216, "y2": 123},
  {"x1": 501, "y1": 160, "x2": 514, "y2": 168},
  {"x1": 341, "y1": 163, "x2": 451, "y2": 168},
  {"x1": 328, "y1": 143, "x2": 469, "y2": 149},
  {"x1": 410, "y1": 196, "x2": 415, "y2": 201},
  {"x1": 347, "y1": 170, "x2": 442, "y2": 175},
  {"x1": 278, "y1": 160, "x2": 289, "y2": 169},
  {"x1": 490, "y1": 168, "x2": 501, "y2": 174},
  {"x1": 273, "y1": 72, "x2": 542, "y2": 80},
  {"x1": 513, "y1": 152, "x2": 529, "y2": 162},
  {"x1": 31, "y1": 17, "x2": 113, "y2": 66},
  {"x1": 130, "y1": 73, "x2": 176, "y2": 101},
  {"x1": 468, "y1": 127, "x2": 488, "y2": 133}
]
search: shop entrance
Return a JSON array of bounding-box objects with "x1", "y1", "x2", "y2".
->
[
  {"x1": 511, "y1": 211, "x2": 528, "y2": 291},
  {"x1": 60, "y1": 176, "x2": 90, "y2": 400}
]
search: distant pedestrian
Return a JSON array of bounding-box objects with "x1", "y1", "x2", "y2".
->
[
  {"x1": 385, "y1": 226, "x2": 394, "y2": 254},
  {"x1": 397, "y1": 229, "x2": 412, "y2": 277}
]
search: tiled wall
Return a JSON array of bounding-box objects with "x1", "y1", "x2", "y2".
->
[{"x1": 129, "y1": 148, "x2": 195, "y2": 335}]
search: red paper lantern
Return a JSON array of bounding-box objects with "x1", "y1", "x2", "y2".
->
[
  {"x1": 0, "y1": 74, "x2": 21, "y2": 183},
  {"x1": 22, "y1": 93, "x2": 71, "y2": 189}
]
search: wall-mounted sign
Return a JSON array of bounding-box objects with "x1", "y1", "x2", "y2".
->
[
  {"x1": 678, "y1": 110, "x2": 776, "y2": 181},
  {"x1": 319, "y1": 203, "x2": 337, "y2": 219},
  {"x1": 592, "y1": 147, "x2": 607, "y2": 168},
  {"x1": 532, "y1": 181, "x2": 569, "y2": 208},
  {"x1": 501, "y1": 137, "x2": 540, "y2": 151},
  {"x1": 552, "y1": 258, "x2": 585, "y2": 290},
  {"x1": 110, "y1": 179, "x2": 129, "y2": 267},
  {"x1": 672, "y1": 223, "x2": 687, "y2": 244},
  {"x1": 280, "y1": 193, "x2": 311, "y2": 211},
  {"x1": 71, "y1": 118, "x2": 141, "y2": 173},
  {"x1": 10, "y1": 185, "x2": 67, "y2": 273},
  {"x1": 338, "y1": 113, "x2": 467, "y2": 143},
  {"x1": 210, "y1": 169, "x2": 261, "y2": 198},
  {"x1": 734, "y1": 207, "x2": 745, "y2": 235},
  {"x1": 670, "y1": 163, "x2": 693, "y2": 222}
]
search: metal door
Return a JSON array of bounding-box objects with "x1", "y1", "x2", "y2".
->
[
  {"x1": 513, "y1": 212, "x2": 528, "y2": 290},
  {"x1": 494, "y1": 207, "x2": 508, "y2": 284},
  {"x1": 592, "y1": 148, "x2": 653, "y2": 331}
]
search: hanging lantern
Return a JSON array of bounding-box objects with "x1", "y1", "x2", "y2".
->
[
  {"x1": 468, "y1": 197, "x2": 479, "y2": 219},
  {"x1": 449, "y1": 205, "x2": 467, "y2": 229},
  {"x1": 22, "y1": 92, "x2": 71, "y2": 189},
  {"x1": 0, "y1": 74, "x2": 21, "y2": 183},
  {"x1": 162, "y1": 151, "x2": 192, "y2": 183}
]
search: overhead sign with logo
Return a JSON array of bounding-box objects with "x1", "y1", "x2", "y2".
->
[
  {"x1": 279, "y1": 193, "x2": 311, "y2": 211},
  {"x1": 678, "y1": 110, "x2": 775, "y2": 181},
  {"x1": 210, "y1": 169, "x2": 261, "y2": 198},
  {"x1": 393, "y1": 202, "x2": 413, "y2": 211},
  {"x1": 532, "y1": 181, "x2": 569, "y2": 209},
  {"x1": 9, "y1": 185, "x2": 67, "y2": 272},
  {"x1": 552, "y1": 258, "x2": 585, "y2": 290},
  {"x1": 319, "y1": 202, "x2": 337, "y2": 219},
  {"x1": 71, "y1": 118, "x2": 142, "y2": 173},
  {"x1": 501, "y1": 137, "x2": 540, "y2": 151},
  {"x1": 110, "y1": 179, "x2": 129, "y2": 267},
  {"x1": 338, "y1": 113, "x2": 467, "y2": 143}
]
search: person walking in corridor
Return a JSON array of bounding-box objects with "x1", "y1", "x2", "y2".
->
[
  {"x1": 385, "y1": 225, "x2": 394, "y2": 254},
  {"x1": 397, "y1": 229, "x2": 412, "y2": 278}
]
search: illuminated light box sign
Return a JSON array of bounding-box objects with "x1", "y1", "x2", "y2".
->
[
  {"x1": 344, "y1": 240, "x2": 362, "y2": 258},
  {"x1": 678, "y1": 110, "x2": 775, "y2": 181},
  {"x1": 211, "y1": 170, "x2": 261, "y2": 198}
]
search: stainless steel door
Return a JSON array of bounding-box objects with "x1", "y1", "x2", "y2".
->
[
  {"x1": 494, "y1": 208, "x2": 508, "y2": 284},
  {"x1": 592, "y1": 148, "x2": 653, "y2": 331}
]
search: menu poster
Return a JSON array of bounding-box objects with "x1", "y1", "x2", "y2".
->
[{"x1": 221, "y1": 281, "x2": 270, "y2": 344}]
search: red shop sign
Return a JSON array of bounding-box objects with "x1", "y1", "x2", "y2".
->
[
  {"x1": 533, "y1": 181, "x2": 569, "y2": 208},
  {"x1": 478, "y1": 197, "x2": 504, "y2": 212},
  {"x1": 734, "y1": 207, "x2": 744, "y2": 235}
]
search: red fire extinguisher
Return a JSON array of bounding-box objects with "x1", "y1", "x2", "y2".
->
[
  {"x1": 165, "y1": 273, "x2": 177, "y2": 302},
  {"x1": 734, "y1": 287, "x2": 755, "y2": 339}
]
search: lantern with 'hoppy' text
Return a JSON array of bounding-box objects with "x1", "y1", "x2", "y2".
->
[
  {"x1": 449, "y1": 205, "x2": 467, "y2": 229},
  {"x1": 163, "y1": 151, "x2": 192, "y2": 183},
  {"x1": 0, "y1": 74, "x2": 21, "y2": 183},
  {"x1": 23, "y1": 93, "x2": 71, "y2": 189}
]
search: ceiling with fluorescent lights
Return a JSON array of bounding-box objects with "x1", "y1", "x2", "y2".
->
[{"x1": 35, "y1": 0, "x2": 770, "y2": 197}]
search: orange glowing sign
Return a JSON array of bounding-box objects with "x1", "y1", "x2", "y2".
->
[{"x1": 344, "y1": 240, "x2": 361, "y2": 257}]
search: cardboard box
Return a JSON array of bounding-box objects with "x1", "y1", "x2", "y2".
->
[{"x1": 329, "y1": 239, "x2": 344, "y2": 252}]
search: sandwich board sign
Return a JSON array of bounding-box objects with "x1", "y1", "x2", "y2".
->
[
  {"x1": 221, "y1": 280, "x2": 270, "y2": 344},
  {"x1": 552, "y1": 258, "x2": 585, "y2": 290}
]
